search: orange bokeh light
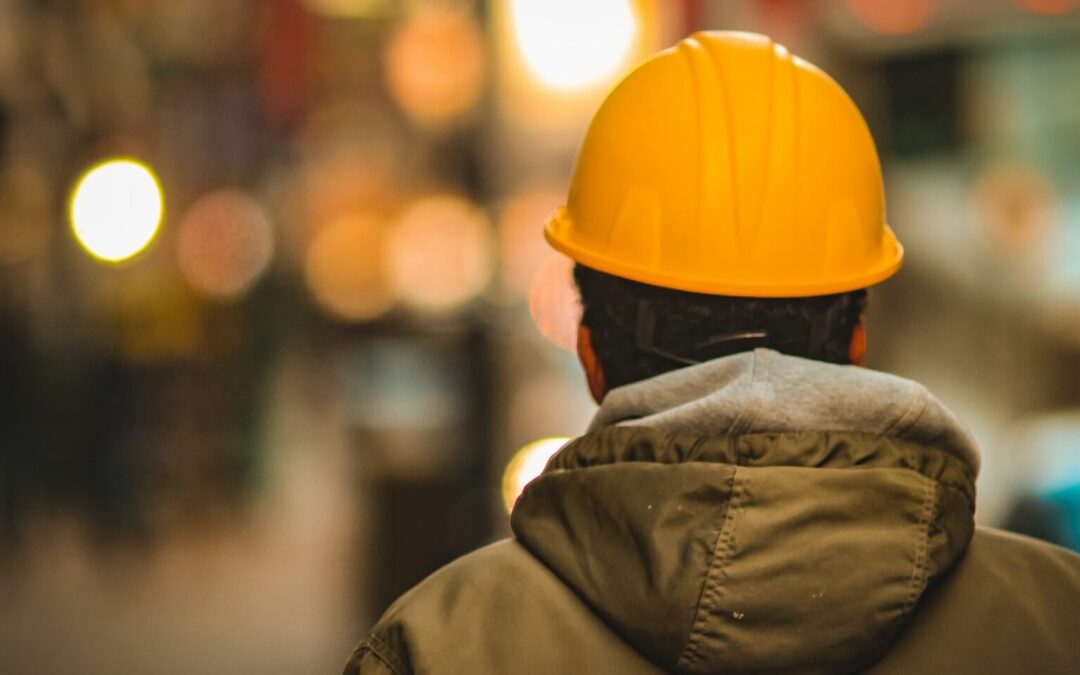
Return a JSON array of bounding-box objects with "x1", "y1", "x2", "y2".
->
[
  {"x1": 847, "y1": 0, "x2": 934, "y2": 35},
  {"x1": 384, "y1": 7, "x2": 486, "y2": 126},
  {"x1": 497, "y1": 185, "x2": 565, "y2": 299},
  {"x1": 305, "y1": 215, "x2": 394, "y2": 321},
  {"x1": 1016, "y1": 0, "x2": 1079, "y2": 14},
  {"x1": 176, "y1": 191, "x2": 275, "y2": 301}
]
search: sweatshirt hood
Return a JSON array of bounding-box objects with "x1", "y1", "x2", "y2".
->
[{"x1": 511, "y1": 349, "x2": 979, "y2": 675}]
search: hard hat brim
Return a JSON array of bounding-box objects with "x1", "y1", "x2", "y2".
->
[{"x1": 545, "y1": 208, "x2": 903, "y2": 298}]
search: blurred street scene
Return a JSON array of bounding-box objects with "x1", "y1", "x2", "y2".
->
[{"x1": 1, "y1": 1, "x2": 1079, "y2": 673}]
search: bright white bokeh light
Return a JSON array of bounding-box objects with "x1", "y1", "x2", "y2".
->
[
  {"x1": 70, "y1": 159, "x2": 164, "y2": 263},
  {"x1": 510, "y1": 0, "x2": 638, "y2": 91},
  {"x1": 502, "y1": 437, "x2": 570, "y2": 513}
]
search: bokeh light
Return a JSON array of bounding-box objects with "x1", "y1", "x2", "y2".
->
[
  {"x1": 384, "y1": 7, "x2": 486, "y2": 126},
  {"x1": 970, "y1": 163, "x2": 1056, "y2": 260},
  {"x1": 1017, "y1": 0, "x2": 1079, "y2": 15},
  {"x1": 176, "y1": 190, "x2": 275, "y2": 301},
  {"x1": 298, "y1": 104, "x2": 403, "y2": 254},
  {"x1": 305, "y1": 214, "x2": 394, "y2": 321},
  {"x1": 510, "y1": 0, "x2": 638, "y2": 90},
  {"x1": 528, "y1": 252, "x2": 579, "y2": 352},
  {"x1": 501, "y1": 437, "x2": 570, "y2": 513},
  {"x1": 497, "y1": 185, "x2": 564, "y2": 299},
  {"x1": 387, "y1": 194, "x2": 494, "y2": 313},
  {"x1": 847, "y1": 0, "x2": 934, "y2": 35},
  {"x1": 69, "y1": 158, "x2": 164, "y2": 263}
]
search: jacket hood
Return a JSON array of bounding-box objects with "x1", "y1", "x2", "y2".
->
[{"x1": 511, "y1": 349, "x2": 979, "y2": 675}]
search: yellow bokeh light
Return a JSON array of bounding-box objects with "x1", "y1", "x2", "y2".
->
[
  {"x1": 510, "y1": 0, "x2": 638, "y2": 90},
  {"x1": 302, "y1": 0, "x2": 393, "y2": 19},
  {"x1": 70, "y1": 158, "x2": 164, "y2": 263},
  {"x1": 502, "y1": 437, "x2": 570, "y2": 513}
]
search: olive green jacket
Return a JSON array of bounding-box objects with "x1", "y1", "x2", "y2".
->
[{"x1": 346, "y1": 351, "x2": 1080, "y2": 674}]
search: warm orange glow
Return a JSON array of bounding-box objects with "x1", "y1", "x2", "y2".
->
[
  {"x1": 1016, "y1": 0, "x2": 1079, "y2": 14},
  {"x1": 497, "y1": 186, "x2": 564, "y2": 298},
  {"x1": 384, "y1": 7, "x2": 486, "y2": 126},
  {"x1": 847, "y1": 0, "x2": 934, "y2": 35},
  {"x1": 176, "y1": 191, "x2": 274, "y2": 301},
  {"x1": 528, "y1": 252, "x2": 579, "y2": 352},
  {"x1": 387, "y1": 195, "x2": 494, "y2": 313},
  {"x1": 305, "y1": 215, "x2": 394, "y2": 321}
]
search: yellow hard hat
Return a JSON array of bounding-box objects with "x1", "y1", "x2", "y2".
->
[{"x1": 545, "y1": 31, "x2": 903, "y2": 297}]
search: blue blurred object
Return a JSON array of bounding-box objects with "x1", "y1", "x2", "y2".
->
[
  {"x1": 1002, "y1": 412, "x2": 1080, "y2": 552},
  {"x1": 1004, "y1": 483, "x2": 1080, "y2": 552}
]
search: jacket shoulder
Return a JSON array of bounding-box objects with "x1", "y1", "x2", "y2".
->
[
  {"x1": 869, "y1": 526, "x2": 1080, "y2": 674},
  {"x1": 346, "y1": 539, "x2": 662, "y2": 675},
  {"x1": 345, "y1": 541, "x2": 536, "y2": 674},
  {"x1": 966, "y1": 526, "x2": 1080, "y2": 583}
]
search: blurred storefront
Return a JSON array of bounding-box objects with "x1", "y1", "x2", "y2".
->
[{"x1": 0, "y1": 1, "x2": 1078, "y2": 673}]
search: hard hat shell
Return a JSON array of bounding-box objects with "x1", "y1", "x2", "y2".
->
[{"x1": 545, "y1": 31, "x2": 903, "y2": 297}]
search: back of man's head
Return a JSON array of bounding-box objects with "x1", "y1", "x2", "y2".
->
[{"x1": 574, "y1": 264, "x2": 866, "y2": 390}]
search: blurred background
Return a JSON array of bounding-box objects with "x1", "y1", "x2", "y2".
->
[{"x1": 1, "y1": 0, "x2": 1079, "y2": 673}]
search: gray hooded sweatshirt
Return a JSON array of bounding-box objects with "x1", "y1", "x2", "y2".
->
[{"x1": 347, "y1": 350, "x2": 1080, "y2": 674}]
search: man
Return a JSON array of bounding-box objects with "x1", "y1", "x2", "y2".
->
[{"x1": 346, "y1": 32, "x2": 1080, "y2": 674}]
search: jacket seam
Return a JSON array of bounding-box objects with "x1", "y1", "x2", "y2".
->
[
  {"x1": 731, "y1": 349, "x2": 769, "y2": 434},
  {"x1": 884, "y1": 383, "x2": 929, "y2": 437},
  {"x1": 901, "y1": 476, "x2": 937, "y2": 617},
  {"x1": 677, "y1": 468, "x2": 745, "y2": 672},
  {"x1": 359, "y1": 634, "x2": 409, "y2": 675}
]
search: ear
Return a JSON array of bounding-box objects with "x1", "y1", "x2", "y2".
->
[
  {"x1": 849, "y1": 320, "x2": 867, "y2": 366},
  {"x1": 577, "y1": 324, "x2": 608, "y2": 403}
]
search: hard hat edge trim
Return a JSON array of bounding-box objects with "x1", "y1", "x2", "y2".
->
[{"x1": 547, "y1": 219, "x2": 903, "y2": 298}]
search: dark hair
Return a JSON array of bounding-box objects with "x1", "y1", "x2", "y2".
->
[{"x1": 574, "y1": 265, "x2": 867, "y2": 389}]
